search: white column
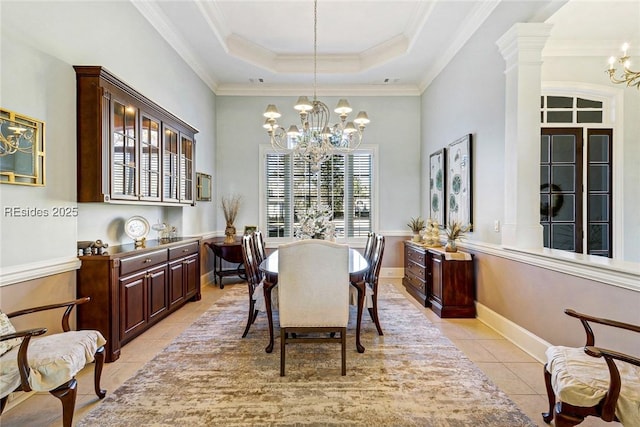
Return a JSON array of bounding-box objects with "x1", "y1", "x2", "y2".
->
[{"x1": 496, "y1": 23, "x2": 552, "y2": 249}]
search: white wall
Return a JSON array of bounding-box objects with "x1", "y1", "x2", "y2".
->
[
  {"x1": 0, "y1": 1, "x2": 217, "y2": 270},
  {"x1": 215, "y1": 95, "x2": 422, "y2": 234}
]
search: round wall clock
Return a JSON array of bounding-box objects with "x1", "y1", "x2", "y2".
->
[{"x1": 124, "y1": 216, "x2": 150, "y2": 245}]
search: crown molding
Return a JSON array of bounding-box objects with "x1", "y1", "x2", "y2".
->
[{"x1": 214, "y1": 83, "x2": 421, "y2": 97}]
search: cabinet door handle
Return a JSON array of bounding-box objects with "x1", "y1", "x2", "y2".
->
[
  {"x1": 183, "y1": 249, "x2": 190, "y2": 253},
  {"x1": 144, "y1": 258, "x2": 152, "y2": 263}
]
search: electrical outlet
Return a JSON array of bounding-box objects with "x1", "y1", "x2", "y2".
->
[{"x1": 494, "y1": 220, "x2": 500, "y2": 232}]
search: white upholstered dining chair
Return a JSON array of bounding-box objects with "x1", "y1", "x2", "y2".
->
[{"x1": 278, "y1": 239, "x2": 350, "y2": 376}]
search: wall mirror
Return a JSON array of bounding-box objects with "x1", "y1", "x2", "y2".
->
[{"x1": 0, "y1": 107, "x2": 45, "y2": 186}]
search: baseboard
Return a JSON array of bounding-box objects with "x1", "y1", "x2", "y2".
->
[
  {"x1": 3, "y1": 390, "x2": 35, "y2": 412},
  {"x1": 380, "y1": 267, "x2": 404, "y2": 279},
  {"x1": 475, "y1": 302, "x2": 551, "y2": 363}
]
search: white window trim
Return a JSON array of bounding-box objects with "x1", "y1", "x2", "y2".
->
[{"x1": 258, "y1": 144, "x2": 379, "y2": 247}]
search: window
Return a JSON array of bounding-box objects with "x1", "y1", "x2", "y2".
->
[
  {"x1": 540, "y1": 95, "x2": 613, "y2": 258},
  {"x1": 263, "y1": 149, "x2": 374, "y2": 239}
]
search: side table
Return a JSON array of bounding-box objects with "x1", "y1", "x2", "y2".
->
[{"x1": 204, "y1": 238, "x2": 246, "y2": 289}]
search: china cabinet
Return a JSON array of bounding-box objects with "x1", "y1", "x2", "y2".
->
[
  {"x1": 74, "y1": 66, "x2": 197, "y2": 205},
  {"x1": 76, "y1": 238, "x2": 201, "y2": 362}
]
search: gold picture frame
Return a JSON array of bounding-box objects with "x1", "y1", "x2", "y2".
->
[
  {"x1": 0, "y1": 107, "x2": 45, "y2": 186},
  {"x1": 196, "y1": 172, "x2": 212, "y2": 201}
]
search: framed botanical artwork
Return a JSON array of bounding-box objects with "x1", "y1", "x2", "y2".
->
[
  {"x1": 196, "y1": 172, "x2": 211, "y2": 201},
  {"x1": 446, "y1": 134, "x2": 473, "y2": 230},
  {"x1": 429, "y1": 149, "x2": 446, "y2": 228}
]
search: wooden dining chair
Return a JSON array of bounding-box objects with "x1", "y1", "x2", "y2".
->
[
  {"x1": 363, "y1": 231, "x2": 376, "y2": 264},
  {"x1": 240, "y1": 234, "x2": 264, "y2": 338},
  {"x1": 365, "y1": 234, "x2": 385, "y2": 335},
  {"x1": 252, "y1": 229, "x2": 267, "y2": 265},
  {"x1": 278, "y1": 240, "x2": 350, "y2": 376}
]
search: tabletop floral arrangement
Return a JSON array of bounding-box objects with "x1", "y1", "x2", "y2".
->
[
  {"x1": 444, "y1": 220, "x2": 471, "y2": 252},
  {"x1": 295, "y1": 205, "x2": 335, "y2": 240}
]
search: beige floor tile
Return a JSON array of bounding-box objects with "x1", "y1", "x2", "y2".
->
[
  {"x1": 504, "y1": 362, "x2": 548, "y2": 395},
  {"x1": 474, "y1": 362, "x2": 538, "y2": 395},
  {"x1": 477, "y1": 339, "x2": 539, "y2": 363},
  {"x1": 451, "y1": 338, "x2": 500, "y2": 362},
  {"x1": 508, "y1": 393, "x2": 549, "y2": 427}
]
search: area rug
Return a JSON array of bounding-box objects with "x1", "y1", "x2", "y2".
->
[{"x1": 78, "y1": 283, "x2": 536, "y2": 426}]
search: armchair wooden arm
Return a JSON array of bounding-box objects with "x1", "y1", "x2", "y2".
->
[
  {"x1": 564, "y1": 308, "x2": 640, "y2": 347},
  {"x1": 1, "y1": 328, "x2": 48, "y2": 394},
  {"x1": 6, "y1": 297, "x2": 91, "y2": 332},
  {"x1": 584, "y1": 346, "x2": 640, "y2": 422},
  {"x1": 0, "y1": 297, "x2": 106, "y2": 427},
  {"x1": 542, "y1": 309, "x2": 640, "y2": 427}
]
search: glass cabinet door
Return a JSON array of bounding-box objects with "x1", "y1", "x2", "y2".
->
[
  {"x1": 111, "y1": 100, "x2": 138, "y2": 199},
  {"x1": 180, "y1": 134, "x2": 194, "y2": 203},
  {"x1": 140, "y1": 113, "x2": 161, "y2": 201},
  {"x1": 163, "y1": 125, "x2": 179, "y2": 202}
]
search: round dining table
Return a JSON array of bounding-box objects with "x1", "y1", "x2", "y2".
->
[{"x1": 259, "y1": 247, "x2": 370, "y2": 353}]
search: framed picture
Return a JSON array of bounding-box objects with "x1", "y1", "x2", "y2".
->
[
  {"x1": 196, "y1": 172, "x2": 211, "y2": 201},
  {"x1": 446, "y1": 134, "x2": 473, "y2": 230},
  {"x1": 0, "y1": 108, "x2": 46, "y2": 186},
  {"x1": 429, "y1": 149, "x2": 446, "y2": 228}
]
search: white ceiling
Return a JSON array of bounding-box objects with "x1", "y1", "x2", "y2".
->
[{"x1": 131, "y1": 0, "x2": 640, "y2": 96}]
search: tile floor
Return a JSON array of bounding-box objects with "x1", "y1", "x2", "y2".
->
[{"x1": 1, "y1": 278, "x2": 619, "y2": 427}]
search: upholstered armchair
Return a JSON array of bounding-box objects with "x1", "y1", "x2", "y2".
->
[
  {"x1": 542, "y1": 309, "x2": 640, "y2": 427},
  {"x1": 278, "y1": 240, "x2": 350, "y2": 376},
  {"x1": 0, "y1": 297, "x2": 106, "y2": 427}
]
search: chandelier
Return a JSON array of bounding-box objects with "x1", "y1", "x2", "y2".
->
[
  {"x1": 607, "y1": 43, "x2": 640, "y2": 89},
  {"x1": 262, "y1": 0, "x2": 370, "y2": 173}
]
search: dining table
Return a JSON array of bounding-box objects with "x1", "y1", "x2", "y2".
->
[{"x1": 259, "y1": 247, "x2": 370, "y2": 353}]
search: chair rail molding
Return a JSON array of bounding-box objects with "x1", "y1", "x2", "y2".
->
[{"x1": 0, "y1": 257, "x2": 81, "y2": 287}]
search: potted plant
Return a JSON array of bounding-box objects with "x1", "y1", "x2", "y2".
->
[
  {"x1": 407, "y1": 216, "x2": 426, "y2": 242},
  {"x1": 444, "y1": 221, "x2": 471, "y2": 252}
]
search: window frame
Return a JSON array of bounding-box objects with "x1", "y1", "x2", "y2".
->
[{"x1": 259, "y1": 144, "x2": 379, "y2": 245}]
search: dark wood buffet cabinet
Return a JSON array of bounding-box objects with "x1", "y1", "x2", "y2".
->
[
  {"x1": 403, "y1": 241, "x2": 475, "y2": 318},
  {"x1": 77, "y1": 238, "x2": 201, "y2": 362}
]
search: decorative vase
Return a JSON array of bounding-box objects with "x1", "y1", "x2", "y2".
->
[
  {"x1": 412, "y1": 233, "x2": 422, "y2": 243},
  {"x1": 445, "y1": 239, "x2": 457, "y2": 252},
  {"x1": 224, "y1": 224, "x2": 236, "y2": 243}
]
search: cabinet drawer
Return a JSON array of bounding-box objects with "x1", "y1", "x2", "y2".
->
[
  {"x1": 169, "y1": 242, "x2": 199, "y2": 261},
  {"x1": 404, "y1": 274, "x2": 426, "y2": 293},
  {"x1": 406, "y1": 247, "x2": 427, "y2": 266},
  {"x1": 120, "y1": 249, "x2": 168, "y2": 276},
  {"x1": 406, "y1": 260, "x2": 426, "y2": 279}
]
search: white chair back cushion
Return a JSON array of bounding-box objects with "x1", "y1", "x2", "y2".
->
[
  {"x1": 546, "y1": 345, "x2": 640, "y2": 426},
  {"x1": 278, "y1": 240, "x2": 349, "y2": 328},
  {"x1": 0, "y1": 330, "x2": 106, "y2": 399}
]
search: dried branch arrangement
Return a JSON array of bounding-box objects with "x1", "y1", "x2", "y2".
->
[{"x1": 221, "y1": 194, "x2": 241, "y2": 225}]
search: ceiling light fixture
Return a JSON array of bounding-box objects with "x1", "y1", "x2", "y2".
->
[
  {"x1": 261, "y1": 0, "x2": 370, "y2": 173},
  {"x1": 607, "y1": 43, "x2": 640, "y2": 89}
]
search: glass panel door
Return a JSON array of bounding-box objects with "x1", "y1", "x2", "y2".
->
[
  {"x1": 163, "y1": 125, "x2": 179, "y2": 202},
  {"x1": 587, "y1": 129, "x2": 612, "y2": 257},
  {"x1": 111, "y1": 100, "x2": 137, "y2": 199},
  {"x1": 140, "y1": 113, "x2": 161, "y2": 201},
  {"x1": 179, "y1": 135, "x2": 194, "y2": 203},
  {"x1": 540, "y1": 128, "x2": 583, "y2": 252}
]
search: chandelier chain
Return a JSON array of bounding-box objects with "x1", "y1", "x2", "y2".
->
[{"x1": 313, "y1": 0, "x2": 318, "y2": 100}]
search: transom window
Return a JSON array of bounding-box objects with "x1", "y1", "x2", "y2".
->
[{"x1": 263, "y1": 149, "x2": 374, "y2": 239}]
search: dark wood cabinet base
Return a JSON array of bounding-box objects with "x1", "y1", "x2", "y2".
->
[
  {"x1": 403, "y1": 241, "x2": 475, "y2": 318},
  {"x1": 77, "y1": 238, "x2": 201, "y2": 362}
]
